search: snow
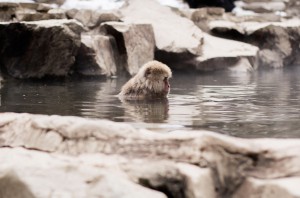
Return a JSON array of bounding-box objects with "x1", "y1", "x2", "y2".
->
[{"x1": 61, "y1": 0, "x2": 124, "y2": 10}]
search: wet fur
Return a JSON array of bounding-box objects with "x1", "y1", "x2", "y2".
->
[{"x1": 119, "y1": 61, "x2": 172, "y2": 100}]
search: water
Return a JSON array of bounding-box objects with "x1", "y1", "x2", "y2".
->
[{"x1": 1, "y1": 67, "x2": 300, "y2": 138}]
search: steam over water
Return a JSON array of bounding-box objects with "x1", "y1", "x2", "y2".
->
[{"x1": 1, "y1": 66, "x2": 300, "y2": 138}]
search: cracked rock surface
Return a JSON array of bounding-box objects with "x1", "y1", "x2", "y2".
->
[{"x1": 1, "y1": 113, "x2": 300, "y2": 197}]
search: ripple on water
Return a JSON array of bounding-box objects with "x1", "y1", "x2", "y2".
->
[{"x1": 1, "y1": 68, "x2": 300, "y2": 138}]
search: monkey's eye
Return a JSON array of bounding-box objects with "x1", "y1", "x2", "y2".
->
[
  {"x1": 145, "y1": 69, "x2": 151, "y2": 77},
  {"x1": 163, "y1": 77, "x2": 168, "y2": 82}
]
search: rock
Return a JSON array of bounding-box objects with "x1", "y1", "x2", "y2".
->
[
  {"x1": 0, "y1": 169, "x2": 35, "y2": 198},
  {"x1": 74, "y1": 34, "x2": 118, "y2": 76},
  {"x1": 123, "y1": 161, "x2": 187, "y2": 198},
  {"x1": 257, "y1": 49, "x2": 283, "y2": 68},
  {"x1": 18, "y1": 2, "x2": 39, "y2": 10},
  {"x1": 185, "y1": 7, "x2": 281, "y2": 35},
  {"x1": 240, "y1": 2, "x2": 286, "y2": 13},
  {"x1": 0, "y1": 113, "x2": 138, "y2": 152},
  {"x1": 120, "y1": 0, "x2": 203, "y2": 55},
  {"x1": 92, "y1": 173, "x2": 167, "y2": 198},
  {"x1": 0, "y1": 19, "x2": 83, "y2": 78},
  {"x1": 177, "y1": 163, "x2": 217, "y2": 198},
  {"x1": 0, "y1": 2, "x2": 66, "y2": 22},
  {"x1": 2, "y1": 113, "x2": 300, "y2": 197},
  {"x1": 181, "y1": 7, "x2": 225, "y2": 32},
  {"x1": 120, "y1": 0, "x2": 258, "y2": 72},
  {"x1": 286, "y1": 0, "x2": 300, "y2": 17},
  {"x1": 228, "y1": 57, "x2": 256, "y2": 72},
  {"x1": 250, "y1": 24, "x2": 296, "y2": 68},
  {"x1": 0, "y1": 147, "x2": 167, "y2": 198},
  {"x1": 66, "y1": 9, "x2": 121, "y2": 29},
  {"x1": 187, "y1": 7, "x2": 225, "y2": 19},
  {"x1": 36, "y1": 3, "x2": 54, "y2": 12},
  {"x1": 15, "y1": 10, "x2": 66, "y2": 21},
  {"x1": 210, "y1": 19, "x2": 300, "y2": 68},
  {"x1": 100, "y1": 22, "x2": 155, "y2": 75},
  {"x1": 161, "y1": 33, "x2": 258, "y2": 72},
  {"x1": 14, "y1": 2, "x2": 66, "y2": 21},
  {"x1": 34, "y1": 0, "x2": 66, "y2": 6},
  {"x1": 0, "y1": 3, "x2": 19, "y2": 22},
  {"x1": 233, "y1": 177, "x2": 300, "y2": 198},
  {"x1": 197, "y1": 34, "x2": 258, "y2": 70},
  {"x1": 127, "y1": 161, "x2": 215, "y2": 198},
  {"x1": 235, "y1": 13, "x2": 281, "y2": 23}
]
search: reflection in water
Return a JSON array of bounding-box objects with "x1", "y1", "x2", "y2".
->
[
  {"x1": 1, "y1": 67, "x2": 300, "y2": 138},
  {"x1": 0, "y1": 78, "x2": 123, "y2": 118},
  {"x1": 120, "y1": 98, "x2": 169, "y2": 123},
  {"x1": 169, "y1": 68, "x2": 300, "y2": 138}
]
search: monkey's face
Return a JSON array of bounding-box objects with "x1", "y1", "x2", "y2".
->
[{"x1": 144, "y1": 65, "x2": 172, "y2": 96}]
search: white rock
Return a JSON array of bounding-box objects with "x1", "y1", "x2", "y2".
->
[
  {"x1": 0, "y1": 147, "x2": 167, "y2": 198},
  {"x1": 2, "y1": 113, "x2": 300, "y2": 197},
  {"x1": 199, "y1": 34, "x2": 258, "y2": 61},
  {"x1": 177, "y1": 163, "x2": 217, "y2": 198},
  {"x1": 120, "y1": 0, "x2": 203, "y2": 55},
  {"x1": 233, "y1": 177, "x2": 300, "y2": 198}
]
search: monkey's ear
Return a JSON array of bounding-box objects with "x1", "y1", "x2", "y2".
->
[{"x1": 144, "y1": 68, "x2": 151, "y2": 77}]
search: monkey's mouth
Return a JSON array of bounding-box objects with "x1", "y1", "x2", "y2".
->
[{"x1": 164, "y1": 79, "x2": 170, "y2": 94}]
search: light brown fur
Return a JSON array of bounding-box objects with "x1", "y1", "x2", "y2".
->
[{"x1": 119, "y1": 60, "x2": 172, "y2": 100}]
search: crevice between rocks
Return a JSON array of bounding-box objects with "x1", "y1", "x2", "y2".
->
[
  {"x1": 139, "y1": 177, "x2": 186, "y2": 198},
  {"x1": 100, "y1": 24, "x2": 128, "y2": 75}
]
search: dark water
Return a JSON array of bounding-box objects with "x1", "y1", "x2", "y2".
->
[{"x1": 1, "y1": 67, "x2": 300, "y2": 138}]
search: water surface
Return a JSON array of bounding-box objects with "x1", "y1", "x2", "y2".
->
[{"x1": 1, "y1": 67, "x2": 300, "y2": 138}]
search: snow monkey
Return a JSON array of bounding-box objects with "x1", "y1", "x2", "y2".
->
[{"x1": 119, "y1": 60, "x2": 172, "y2": 100}]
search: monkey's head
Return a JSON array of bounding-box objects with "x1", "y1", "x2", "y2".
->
[
  {"x1": 139, "y1": 60, "x2": 172, "y2": 97},
  {"x1": 119, "y1": 60, "x2": 172, "y2": 100}
]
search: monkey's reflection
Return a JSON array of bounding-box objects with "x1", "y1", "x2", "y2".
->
[{"x1": 120, "y1": 98, "x2": 169, "y2": 123}]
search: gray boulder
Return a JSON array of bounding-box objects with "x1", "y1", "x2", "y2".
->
[
  {"x1": 210, "y1": 19, "x2": 300, "y2": 68},
  {"x1": 250, "y1": 22, "x2": 300, "y2": 68},
  {"x1": 191, "y1": 33, "x2": 258, "y2": 72},
  {"x1": 0, "y1": 2, "x2": 65, "y2": 22},
  {"x1": 74, "y1": 34, "x2": 118, "y2": 76},
  {"x1": 0, "y1": 19, "x2": 83, "y2": 78},
  {"x1": 100, "y1": 22, "x2": 155, "y2": 75},
  {"x1": 286, "y1": 0, "x2": 300, "y2": 17}
]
